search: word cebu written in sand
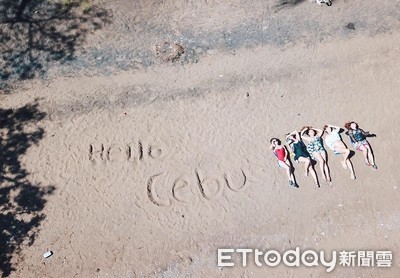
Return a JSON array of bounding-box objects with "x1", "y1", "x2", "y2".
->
[{"x1": 147, "y1": 169, "x2": 248, "y2": 206}]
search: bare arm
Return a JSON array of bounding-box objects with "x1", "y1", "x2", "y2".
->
[
  {"x1": 313, "y1": 128, "x2": 324, "y2": 137},
  {"x1": 286, "y1": 130, "x2": 299, "y2": 140},
  {"x1": 300, "y1": 128, "x2": 309, "y2": 140},
  {"x1": 360, "y1": 128, "x2": 371, "y2": 136},
  {"x1": 293, "y1": 131, "x2": 299, "y2": 140},
  {"x1": 327, "y1": 124, "x2": 341, "y2": 130}
]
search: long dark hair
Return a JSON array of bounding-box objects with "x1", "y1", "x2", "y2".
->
[
  {"x1": 269, "y1": 138, "x2": 281, "y2": 145},
  {"x1": 344, "y1": 121, "x2": 357, "y2": 130}
]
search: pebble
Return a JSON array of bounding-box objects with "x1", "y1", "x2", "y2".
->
[{"x1": 43, "y1": 251, "x2": 53, "y2": 258}]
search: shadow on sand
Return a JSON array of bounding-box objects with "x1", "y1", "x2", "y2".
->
[
  {"x1": 0, "y1": 0, "x2": 110, "y2": 91},
  {"x1": 0, "y1": 100, "x2": 55, "y2": 277}
]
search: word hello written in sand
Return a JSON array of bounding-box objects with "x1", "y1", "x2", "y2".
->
[
  {"x1": 88, "y1": 141, "x2": 163, "y2": 162},
  {"x1": 147, "y1": 169, "x2": 248, "y2": 206}
]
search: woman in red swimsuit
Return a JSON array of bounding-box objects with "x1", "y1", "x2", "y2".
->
[{"x1": 270, "y1": 138, "x2": 297, "y2": 188}]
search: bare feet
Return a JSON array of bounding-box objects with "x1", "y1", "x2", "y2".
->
[{"x1": 326, "y1": 176, "x2": 332, "y2": 185}]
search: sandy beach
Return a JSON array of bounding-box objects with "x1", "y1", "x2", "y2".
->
[{"x1": 1, "y1": 0, "x2": 400, "y2": 277}]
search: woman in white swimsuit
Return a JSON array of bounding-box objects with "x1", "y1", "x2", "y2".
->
[{"x1": 323, "y1": 124, "x2": 356, "y2": 179}]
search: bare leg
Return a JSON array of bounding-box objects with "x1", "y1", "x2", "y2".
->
[
  {"x1": 334, "y1": 147, "x2": 350, "y2": 169},
  {"x1": 320, "y1": 151, "x2": 331, "y2": 182},
  {"x1": 304, "y1": 159, "x2": 309, "y2": 176},
  {"x1": 309, "y1": 165, "x2": 319, "y2": 186},
  {"x1": 299, "y1": 157, "x2": 310, "y2": 176},
  {"x1": 365, "y1": 144, "x2": 376, "y2": 166},
  {"x1": 278, "y1": 160, "x2": 295, "y2": 183},
  {"x1": 313, "y1": 152, "x2": 327, "y2": 181},
  {"x1": 346, "y1": 158, "x2": 356, "y2": 179},
  {"x1": 342, "y1": 149, "x2": 350, "y2": 166},
  {"x1": 359, "y1": 145, "x2": 370, "y2": 165},
  {"x1": 299, "y1": 157, "x2": 319, "y2": 186}
]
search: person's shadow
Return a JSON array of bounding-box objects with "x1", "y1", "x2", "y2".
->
[{"x1": 0, "y1": 100, "x2": 55, "y2": 277}]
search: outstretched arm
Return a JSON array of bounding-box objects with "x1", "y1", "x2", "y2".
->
[{"x1": 360, "y1": 128, "x2": 372, "y2": 136}]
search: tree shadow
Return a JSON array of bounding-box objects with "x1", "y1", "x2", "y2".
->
[
  {"x1": 0, "y1": 100, "x2": 55, "y2": 277},
  {"x1": 0, "y1": 0, "x2": 110, "y2": 91}
]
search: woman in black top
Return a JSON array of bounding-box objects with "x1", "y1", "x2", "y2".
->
[{"x1": 344, "y1": 121, "x2": 377, "y2": 169}]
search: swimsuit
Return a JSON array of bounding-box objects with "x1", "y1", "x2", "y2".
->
[
  {"x1": 306, "y1": 136, "x2": 325, "y2": 159},
  {"x1": 292, "y1": 141, "x2": 309, "y2": 161},
  {"x1": 325, "y1": 131, "x2": 341, "y2": 150},
  {"x1": 347, "y1": 129, "x2": 368, "y2": 151},
  {"x1": 274, "y1": 148, "x2": 286, "y2": 162}
]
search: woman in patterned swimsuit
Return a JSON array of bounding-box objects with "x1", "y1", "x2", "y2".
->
[
  {"x1": 345, "y1": 121, "x2": 377, "y2": 169},
  {"x1": 300, "y1": 126, "x2": 331, "y2": 183}
]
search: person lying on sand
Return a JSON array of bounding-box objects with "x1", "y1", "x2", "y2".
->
[
  {"x1": 323, "y1": 124, "x2": 356, "y2": 179},
  {"x1": 286, "y1": 130, "x2": 319, "y2": 188},
  {"x1": 269, "y1": 138, "x2": 298, "y2": 188},
  {"x1": 344, "y1": 121, "x2": 377, "y2": 169},
  {"x1": 300, "y1": 126, "x2": 331, "y2": 183}
]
